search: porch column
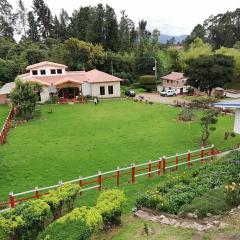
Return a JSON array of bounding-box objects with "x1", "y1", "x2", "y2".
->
[{"x1": 234, "y1": 109, "x2": 240, "y2": 134}]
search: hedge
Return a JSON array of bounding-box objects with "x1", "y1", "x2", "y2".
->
[
  {"x1": 139, "y1": 75, "x2": 156, "y2": 85},
  {"x1": 96, "y1": 189, "x2": 126, "y2": 227},
  {"x1": 38, "y1": 207, "x2": 102, "y2": 240}
]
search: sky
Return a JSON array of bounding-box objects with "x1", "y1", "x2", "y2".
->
[{"x1": 9, "y1": 0, "x2": 240, "y2": 36}]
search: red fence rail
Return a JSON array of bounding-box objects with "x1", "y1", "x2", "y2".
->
[
  {"x1": 0, "y1": 145, "x2": 220, "y2": 212},
  {"x1": 0, "y1": 108, "x2": 15, "y2": 145}
]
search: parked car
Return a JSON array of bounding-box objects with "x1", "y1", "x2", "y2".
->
[
  {"x1": 125, "y1": 90, "x2": 136, "y2": 97},
  {"x1": 160, "y1": 89, "x2": 177, "y2": 97}
]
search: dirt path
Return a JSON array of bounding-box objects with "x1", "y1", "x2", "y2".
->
[{"x1": 135, "y1": 93, "x2": 189, "y2": 105}]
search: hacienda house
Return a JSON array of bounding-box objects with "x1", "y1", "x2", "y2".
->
[
  {"x1": 0, "y1": 61, "x2": 122, "y2": 104},
  {"x1": 157, "y1": 72, "x2": 189, "y2": 95}
]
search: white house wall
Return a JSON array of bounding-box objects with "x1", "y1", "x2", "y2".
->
[
  {"x1": 234, "y1": 110, "x2": 240, "y2": 134},
  {"x1": 90, "y1": 82, "x2": 121, "y2": 98},
  {"x1": 82, "y1": 82, "x2": 91, "y2": 96},
  {"x1": 40, "y1": 87, "x2": 50, "y2": 103}
]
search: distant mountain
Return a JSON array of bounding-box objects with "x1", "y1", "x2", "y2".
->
[{"x1": 159, "y1": 34, "x2": 188, "y2": 44}]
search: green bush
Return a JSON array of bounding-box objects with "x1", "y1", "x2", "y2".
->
[
  {"x1": 37, "y1": 218, "x2": 92, "y2": 240},
  {"x1": 179, "y1": 188, "x2": 230, "y2": 218},
  {"x1": 0, "y1": 210, "x2": 25, "y2": 240},
  {"x1": 139, "y1": 75, "x2": 157, "y2": 92},
  {"x1": 43, "y1": 183, "x2": 80, "y2": 219},
  {"x1": 0, "y1": 200, "x2": 50, "y2": 240},
  {"x1": 178, "y1": 108, "x2": 195, "y2": 121},
  {"x1": 96, "y1": 190, "x2": 126, "y2": 228},
  {"x1": 37, "y1": 206, "x2": 102, "y2": 240},
  {"x1": 58, "y1": 207, "x2": 102, "y2": 231}
]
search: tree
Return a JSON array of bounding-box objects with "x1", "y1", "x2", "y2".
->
[
  {"x1": 86, "y1": 4, "x2": 105, "y2": 45},
  {"x1": 104, "y1": 5, "x2": 119, "y2": 51},
  {"x1": 10, "y1": 80, "x2": 42, "y2": 120},
  {"x1": 119, "y1": 10, "x2": 137, "y2": 51},
  {"x1": 69, "y1": 6, "x2": 92, "y2": 41},
  {"x1": 27, "y1": 11, "x2": 39, "y2": 41},
  {"x1": 0, "y1": 58, "x2": 19, "y2": 83},
  {"x1": 33, "y1": 0, "x2": 53, "y2": 38},
  {"x1": 203, "y1": 8, "x2": 240, "y2": 48},
  {"x1": 184, "y1": 24, "x2": 205, "y2": 47},
  {"x1": 185, "y1": 54, "x2": 235, "y2": 95},
  {"x1": 16, "y1": 0, "x2": 28, "y2": 36},
  {"x1": 0, "y1": 0, "x2": 17, "y2": 39},
  {"x1": 200, "y1": 109, "x2": 219, "y2": 145}
]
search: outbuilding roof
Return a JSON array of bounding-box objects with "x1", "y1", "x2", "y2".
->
[
  {"x1": 161, "y1": 72, "x2": 188, "y2": 81},
  {"x1": 86, "y1": 69, "x2": 122, "y2": 83},
  {"x1": 0, "y1": 82, "x2": 15, "y2": 95}
]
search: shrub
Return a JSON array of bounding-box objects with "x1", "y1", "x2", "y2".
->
[
  {"x1": 139, "y1": 75, "x2": 157, "y2": 92},
  {"x1": 37, "y1": 218, "x2": 92, "y2": 240},
  {"x1": 43, "y1": 183, "x2": 80, "y2": 219},
  {"x1": 179, "y1": 188, "x2": 230, "y2": 218},
  {"x1": 38, "y1": 206, "x2": 102, "y2": 240},
  {"x1": 96, "y1": 190, "x2": 126, "y2": 227},
  {"x1": 178, "y1": 108, "x2": 195, "y2": 121},
  {"x1": 58, "y1": 207, "x2": 102, "y2": 231},
  {"x1": 0, "y1": 210, "x2": 25, "y2": 240},
  {"x1": 0, "y1": 200, "x2": 50, "y2": 240}
]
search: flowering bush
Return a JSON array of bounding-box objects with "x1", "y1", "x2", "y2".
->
[
  {"x1": 225, "y1": 182, "x2": 240, "y2": 206},
  {"x1": 96, "y1": 189, "x2": 126, "y2": 227}
]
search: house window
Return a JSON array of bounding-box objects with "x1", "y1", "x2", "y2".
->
[
  {"x1": 167, "y1": 80, "x2": 169, "y2": 83},
  {"x1": 100, "y1": 86, "x2": 105, "y2": 95},
  {"x1": 51, "y1": 69, "x2": 56, "y2": 74},
  {"x1": 108, "y1": 86, "x2": 113, "y2": 95},
  {"x1": 40, "y1": 70, "x2": 46, "y2": 75},
  {"x1": 57, "y1": 69, "x2": 62, "y2": 74},
  {"x1": 32, "y1": 70, "x2": 38, "y2": 75}
]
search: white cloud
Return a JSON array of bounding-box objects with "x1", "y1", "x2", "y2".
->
[{"x1": 9, "y1": 0, "x2": 240, "y2": 35}]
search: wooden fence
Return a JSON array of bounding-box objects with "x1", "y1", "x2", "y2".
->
[
  {"x1": 0, "y1": 145, "x2": 220, "y2": 212},
  {"x1": 0, "y1": 108, "x2": 15, "y2": 145}
]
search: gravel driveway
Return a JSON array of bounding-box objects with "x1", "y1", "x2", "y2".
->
[{"x1": 135, "y1": 93, "x2": 189, "y2": 105}]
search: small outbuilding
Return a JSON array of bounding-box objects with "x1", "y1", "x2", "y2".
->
[
  {"x1": 158, "y1": 72, "x2": 189, "y2": 95},
  {"x1": 0, "y1": 82, "x2": 15, "y2": 104}
]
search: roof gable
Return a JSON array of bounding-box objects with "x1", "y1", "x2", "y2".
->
[
  {"x1": 26, "y1": 61, "x2": 67, "y2": 70},
  {"x1": 162, "y1": 72, "x2": 187, "y2": 81},
  {"x1": 86, "y1": 69, "x2": 122, "y2": 83}
]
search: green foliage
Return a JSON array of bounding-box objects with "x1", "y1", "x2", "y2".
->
[
  {"x1": 37, "y1": 218, "x2": 92, "y2": 240},
  {"x1": 185, "y1": 54, "x2": 234, "y2": 95},
  {"x1": 178, "y1": 108, "x2": 195, "y2": 121},
  {"x1": 0, "y1": 199, "x2": 50, "y2": 240},
  {"x1": 10, "y1": 80, "x2": 42, "y2": 120},
  {"x1": 58, "y1": 207, "x2": 102, "y2": 230},
  {"x1": 135, "y1": 150, "x2": 240, "y2": 215},
  {"x1": 43, "y1": 183, "x2": 80, "y2": 219},
  {"x1": 200, "y1": 109, "x2": 219, "y2": 145},
  {"x1": 179, "y1": 188, "x2": 230, "y2": 218},
  {"x1": 139, "y1": 75, "x2": 156, "y2": 92},
  {"x1": 0, "y1": 210, "x2": 25, "y2": 239},
  {"x1": 96, "y1": 189, "x2": 126, "y2": 227},
  {"x1": 225, "y1": 182, "x2": 240, "y2": 206}
]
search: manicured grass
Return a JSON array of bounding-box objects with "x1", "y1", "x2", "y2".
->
[
  {"x1": 0, "y1": 100, "x2": 239, "y2": 206},
  {"x1": 0, "y1": 105, "x2": 9, "y2": 129}
]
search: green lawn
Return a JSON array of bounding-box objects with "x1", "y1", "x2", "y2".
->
[
  {"x1": 0, "y1": 100, "x2": 239, "y2": 206},
  {"x1": 0, "y1": 105, "x2": 9, "y2": 129}
]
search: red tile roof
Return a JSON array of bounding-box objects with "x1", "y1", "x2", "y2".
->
[
  {"x1": 18, "y1": 69, "x2": 122, "y2": 86},
  {"x1": 162, "y1": 72, "x2": 188, "y2": 81}
]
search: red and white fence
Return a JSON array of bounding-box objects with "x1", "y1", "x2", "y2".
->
[
  {"x1": 0, "y1": 145, "x2": 220, "y2": 212},
  {"x1": 0, "y1": 108, "x2": 15, "y2": 145}
]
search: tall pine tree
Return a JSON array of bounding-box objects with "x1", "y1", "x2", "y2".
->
[
  {"x1": 33, "y1": 0, "x2": 53, "y2": 39},
  {"x1": 27, "y1": 11, "x2": 39, "y2": 41}
]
